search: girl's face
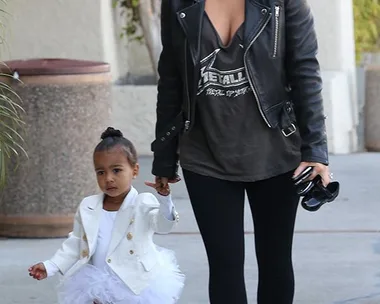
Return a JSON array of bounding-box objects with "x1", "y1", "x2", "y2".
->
[{"x1": 93, "y1": 146, "x2": 139, "y2": 198}]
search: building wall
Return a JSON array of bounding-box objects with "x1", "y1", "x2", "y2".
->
[
  {"x1": 1, "y1": 0, "x2": 134, "y2": 80},
  {"x1": 4, "y1": 1, "x2": 104, "y2": 60},
  {"x1": 308, "y1": 0, "x2": 358, "y2": 153}
]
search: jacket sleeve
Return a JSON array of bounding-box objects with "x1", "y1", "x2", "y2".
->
[
  {"x1": 141, "y1": 193, "x2": 179, "y2": 234},
  {"x1": 285, "y1": 0, "x2": 329, "y2": 165},
  {"x1": 43, "y1": 260, "x2": 60, "y2": 277},
  {"x1": 152, "y1": 0, "x2": 183, "y2": 178},
  {"x1": 49, "y1": 207, "x2": 82, "y2": 274}
]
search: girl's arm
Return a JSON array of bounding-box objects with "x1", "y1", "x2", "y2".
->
[
  {"x1": 142, "y1": 193, "x2": 179, "y2": 234},
  {"x1": 46, "y1": 207, "x2": 83, "y2": 275},
  {"x1": 157, "y1": 193, "x2": 175, "y2": 221},
  {"x1": 42, "y1": 260, "x2": 60, "y2": 277}
]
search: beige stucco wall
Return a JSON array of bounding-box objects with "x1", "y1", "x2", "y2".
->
[
  {"x1": 308, "y1": 0, "x2": 358, "y2": 153},
  {"x1": 1, "y1": 0, "x2": 138, "y2": 80},
  {"x1": 4, "y1": 0, "x2": 104, "y2": 59}
]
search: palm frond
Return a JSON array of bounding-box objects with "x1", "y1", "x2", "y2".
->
[{"x1": 0, "y1": 1, "x2": 27, "y2": 189}]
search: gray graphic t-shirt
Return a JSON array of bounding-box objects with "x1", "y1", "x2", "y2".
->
[{"x1": 179, "y1": 14, "x2": 301, "y2": 181}]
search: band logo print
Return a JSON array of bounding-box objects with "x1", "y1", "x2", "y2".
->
[{"x1": 197, "y1": 48, "x2": 251, "y2": 98}]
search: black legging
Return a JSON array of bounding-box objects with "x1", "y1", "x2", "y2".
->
[{"x1": 183, "y1": 169, "x2": 299, "y2": 304}]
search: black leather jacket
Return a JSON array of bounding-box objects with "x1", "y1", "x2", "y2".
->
[{"x1": 151, "y1": 0, "x2": 329, "y2": 179}]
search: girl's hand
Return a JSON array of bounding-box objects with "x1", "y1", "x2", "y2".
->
[
  {"x1": 145, "y1": 175, "x2": 181, "y2": 196},
  {"x1": 28, "y1": 263, "x2": 47, "y2": 280},
  {"x1": 293, "y1": 161, "x2": 331, "y2": 187}
]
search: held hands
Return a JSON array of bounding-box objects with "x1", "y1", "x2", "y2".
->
[
  {"x1": 28, "y1": 263, "x2": 47, "y2": 280},
  {"x1": 293, "y1": 161, "x2": 331, "y2": 187},
  {"x1": 145, "y1": 175, "x2": 181, "y2": 196}
]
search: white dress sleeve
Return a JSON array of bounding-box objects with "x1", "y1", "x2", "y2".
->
[
  {"x1": 49, "y1": 207, "x2": 82, "y2": 274},
  {"x1": 157, "y1": 194, "x2": 175, "y2": 220},
  {"x1": 43, "y1": 260, "x2": 61, "y2": 277},
  {"x1": 141, "y1": 193, "x2": 179, "y2": 234}
]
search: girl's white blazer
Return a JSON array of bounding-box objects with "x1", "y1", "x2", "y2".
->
[{"x1": 49, "y1": 187, "x2": 179, "y2": 295}]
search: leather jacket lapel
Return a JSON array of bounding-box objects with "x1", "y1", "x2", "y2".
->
[
  {"x1": 244, "y1": 0, "x2": 271, "y2": 46},
  {"x1": 177, "y1": 0, "x2": 205, "y2": 66},
  {"x1": 107, "y1": 187, "x2": 138, "y2": 256},
  {"x1": 80, "y1": 194, "x2": 103, "y2": 255}
]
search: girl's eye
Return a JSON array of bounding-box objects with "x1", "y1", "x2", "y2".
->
[
  {"x1": 113, "y1": 168, "x2": 122, "y2": 173},
  {"x1": 97, "y1": 171, "x2": 104, "y2": 175}
]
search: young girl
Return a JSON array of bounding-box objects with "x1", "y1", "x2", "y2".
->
[{"x1": 28, "y1": 127, "x2": 185, "y2": 304}]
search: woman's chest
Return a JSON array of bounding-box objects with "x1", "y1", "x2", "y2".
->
[{"x1": 204, "y1": 0, "x2": 245, "y2": 46}]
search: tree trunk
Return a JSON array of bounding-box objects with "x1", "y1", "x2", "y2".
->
[{"x1": 138, "y1": 0, "x2": 162, "y2": 81}]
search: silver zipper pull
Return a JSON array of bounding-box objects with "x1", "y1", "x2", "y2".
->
[
  {"x1": 185, "y1": 120, "x2": 190, "y2": 130},
  {"x1": 275, "y1": 5, "x2": 280, "y2": 17}
]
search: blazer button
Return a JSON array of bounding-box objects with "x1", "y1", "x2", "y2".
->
[
  {"x1": 82, "y1": 234, "x2": 87, "y2": 242},
  {"x1": 130, "y1": 218, "x2": 135, "y2": 225},
  {"x1": 127, "y1": 232, "x2": 133, "y2": 240},
  {"x1": 180, "y1": 12, "x2": 186, "y2": 18},
  {"x1": 129, "y1": 250, "x2": 134, "y2": 255},
  {"x1": 81, "y1": 249, "x2": 89, "y2": 258},
  {"x1": 107, "y1": 258, "x2": 111, "y2": 263}
]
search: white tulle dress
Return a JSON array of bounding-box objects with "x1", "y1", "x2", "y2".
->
[
  {"x1": 52, "y1": 207, "x2": 184, "y2": 304},
  {"x1": 56, "y1": 248, "x2": 184, "y2": 304}
]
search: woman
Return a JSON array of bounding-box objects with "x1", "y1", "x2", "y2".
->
[{"x1": 149, "y1": 0, "x2": 331, "y2": 303}]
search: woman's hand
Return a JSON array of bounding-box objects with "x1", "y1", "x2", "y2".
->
[
  {"x1": 293, "y1": 161, "x2": 331, "y2": 187},
  {"x1": 28, "y1": 263, "x2": 47, "y2": 280},
  {"x1": 145, "y1": 175, "x2": 181, "y2": 196}
]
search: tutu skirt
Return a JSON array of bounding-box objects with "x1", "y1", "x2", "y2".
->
[{"x1": 56, "y1": 248, "x2": 185, "y2": 304}]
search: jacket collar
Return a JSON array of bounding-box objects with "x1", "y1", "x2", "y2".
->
[
  {"x1": 81, "y1": 186, "x2": 139, "y2": 255},
  {"x1": 176, "y1": 0, "x2": 271, "y2": 62},
  {"x1": 107, "y1": 187, "x2": 138, "y2": 255},
  {"x1": 244, "y1": 0, "x2": 271, "y2": 45},
  {"x1": 177, "y1": 0, "x2": 205, "y2": 65},
  {"x1": 85, "y1": 186, "x2": 138, "y2": 211}
]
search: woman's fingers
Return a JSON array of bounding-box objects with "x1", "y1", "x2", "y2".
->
[
  {"x1": 168, "y1": 175, "x2": 181, "y2": 183},
  {"x1": 145, "y1": 177, "x2": 170, "y2": 195},
  {"x1": 293, "y1": 162, "x2": 309, "y2": 178},
  {"x1": 293, "y1": 162, "x2": 330, "y2": 186}
]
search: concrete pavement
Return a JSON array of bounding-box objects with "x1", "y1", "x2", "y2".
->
[{"x1": 1, "y1": 153, "x2": 380, "y2": 304}]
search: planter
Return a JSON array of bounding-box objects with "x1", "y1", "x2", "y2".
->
[{"x1": 0, "y1": 59, "x2": 111, "y2": 237}]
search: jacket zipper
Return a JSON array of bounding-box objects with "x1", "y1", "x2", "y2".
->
[
  {"x1": 272, "y1": 5, "x2": 280, "y2": 58},
  {"x1": 183, "y1": 40, "x2": 191, "y2": 131},
  {"x1": 243, "y1": 14, "x2": 272, "y2": 127}
]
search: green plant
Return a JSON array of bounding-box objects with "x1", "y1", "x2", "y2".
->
[
  {"x1": 0, "y1": 76, "x2": 26, "y2": 189},
  {"x1": 112, "y1": 0, "x2": 162, "y2": 79},
  {"x1": 353, "y1": 0, "x2": 380, "y2": 62},
  {"x1": 0, "y1": 1, "x2": 27, "y2": 189},
  {"x1": 112, "y1": 0, "x2": 144, "y2": 43}
]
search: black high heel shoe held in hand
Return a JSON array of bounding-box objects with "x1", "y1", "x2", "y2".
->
[{"x1": 293, "y1": 166, "x2": 340, "y2": 212}]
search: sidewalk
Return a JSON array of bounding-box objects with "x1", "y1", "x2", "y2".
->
[{"x1": 1, "y1": 153, "x2": 380, "y2": 304}]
